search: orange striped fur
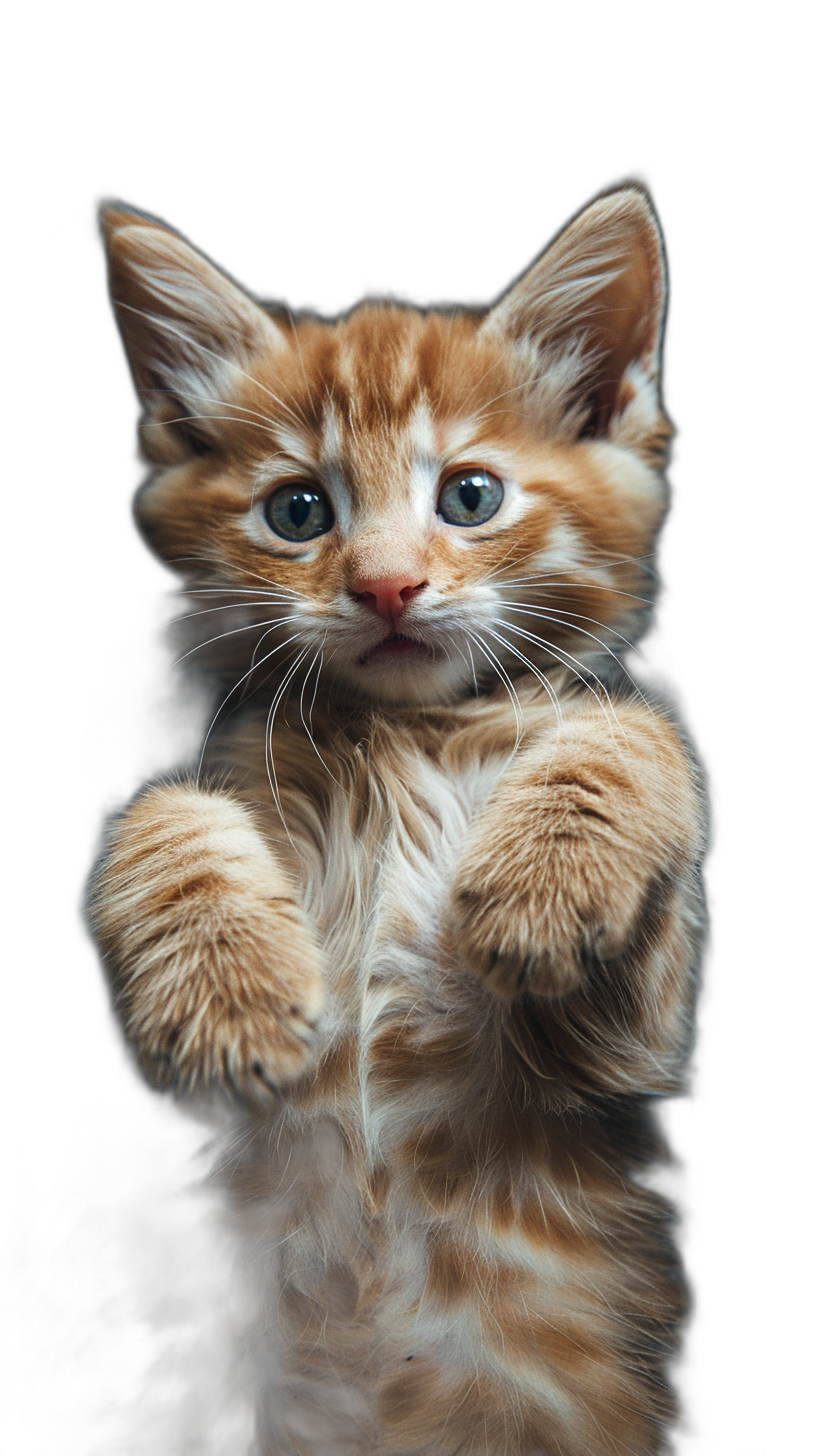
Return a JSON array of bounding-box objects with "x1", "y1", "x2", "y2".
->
[{"x1": 89, "y1": 187, "x2": 706, "y2": 1454}]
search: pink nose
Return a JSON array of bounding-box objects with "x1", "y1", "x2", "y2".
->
[{"x1": 351, "y1": 576, "x2": 427, "y2": 626}]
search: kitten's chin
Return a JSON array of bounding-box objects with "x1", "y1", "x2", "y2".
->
[{"x1": 332, "y1": 649, "x2": 471, "y2": 707}]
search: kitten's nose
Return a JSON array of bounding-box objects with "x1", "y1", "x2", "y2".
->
[{"x1": 351, "y1": 576, "x2": 427, "y2": 627}]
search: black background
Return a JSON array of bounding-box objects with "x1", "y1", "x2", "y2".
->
[{"x1": 42, "y1": 116, "x2": 757, "y2": 1456}]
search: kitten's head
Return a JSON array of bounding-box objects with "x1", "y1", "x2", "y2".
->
[{"x1": 102, "y1": 188, "x2": 670, "y2": 708}]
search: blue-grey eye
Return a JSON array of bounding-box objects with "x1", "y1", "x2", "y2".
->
[
  {"x1": 437, "y1": 468, "x2": 504, "y2": 527},
  {"x1": 264, "y1": 483, "x2": 334, "y2": 542}
]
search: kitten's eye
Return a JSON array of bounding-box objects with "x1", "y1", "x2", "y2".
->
[
  {"x1": 264, "y1": 483, "x2": 334, "y2": 542},
  {"x1": 437, "y1": 468, "x2": 504, "y2": 527}
]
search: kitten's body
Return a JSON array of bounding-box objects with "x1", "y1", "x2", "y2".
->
[{"x1": 89, "y1": 189, "x2": 706, "y2": 1454}]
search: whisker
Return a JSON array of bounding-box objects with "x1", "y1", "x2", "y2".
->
[
  {"x1": 476, "y1": 555, "x2": 657, "y2": 615},
  {"x1": 482, "y1": 626, "x2": 563, "y2": 727},
  {"x1": 496, "y1": 619, "x2": 624, "y2": 741},
  {"x1": 172, "y1": 597, "x2": 301, "y2": 624},
  {"x1": 498, "y1": 604, "x2": 654, "y2": 715},
  {"x1": 172, "y1": 615, "x2": 295, "y2": 665},
  {"x1": 166, "y1": 555, "x2": 310, "y2": 593},
  {"x1": 464, "y1": 637, "x2": 479, "y2": 695},
  {"x1": 144, "y1": 385, "x2": 281, "y2": 432},
  {"x1": 248, "y1": 616, "x2": 297, "y2": 675},
  {"x1": 265, "y1": 645, "x2": 311, "y2": 842},
  {"x1": 307, "y1": 643, "x2": 325, "y2": 738},
  {"x1": 195, "y1": 634, "x2": 299, "y2": 786},
  {"x1": 503, "y1": 578, "x2": 655, "y2": 606},
  {"x1": 447, "y1": 635, "x2": 478, "y2": 691},
  {"x1": 145, "y1": 413, "x2": 282, "y2": 440},
  {"x1": 467, "y1": 630, "x2": 523, "y2": 755},
  {"x1": 180, "y1": 581, "x2": 300, "y2": 596},
  {"x1": 470, "y1": 541, "x2": 537, "y2": 590},
  {"x1": 181, "y1": 586, "x2": 305, "y2": 602},
  {"x1": 298, "y1": 642, "x2": 357, "y2": 798},
  {"x1": 476, "y1": 545, "x2": 547, "y2": 588},
  {"x1": 498, "y1": 553, "x2": 657, "y2": 584},
  {"x1": 297, "y1": 647, "x2": 321, "y2": 746}
]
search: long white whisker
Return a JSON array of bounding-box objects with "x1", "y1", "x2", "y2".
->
[
  {"x1": 298, "y1": 642, "x2": 356, "y2": 797},
  {"x1": 496, "y1": 619, "x2": 624, "y2": 741},
  {"x1": 467, "y1": 630, "x2": 523, "y2": 755},
  {"x1": 447, "y1": 635, "x2": 477, "y2": 687},
  {"x1": 144, "y1": 385, "x2": 281, "y2": 431},
  {"x1": 181, "y1": 585, "x2": 304, "y2": 601},
  {"x1": 173, "y1": 615, "x2": 295, "y2": 665},
  {"x1": 298, "y1": 648, "x2": 321, "y2": 743},
  {"x1": 145, "y1": 413, "x2": 282, "y2": 440},
  {"x1": 172, "y1": 597, "x2": 301, "y2": 624},
  {"x1": 465, "y1": 638, "x2": 480, "y2": 695},
  {"x1": 308, "y1": 644, "x2": 325, "y2": 738},
  {"x1": 476, "y1": 545, "x2": 545, "y2": 588},
  {"x1": 265, "y1": 646, "x2": 311, "y2": 842},
  {"x1": 481, "y1": 538, "x2": 647, "y2": 596},
  {"x1": 482, "y1": 626, "x2": 563, "y2": 727},
  {"x1": 454, "y1": 356, "x2": 505, "y2": 414},
  {"x1": 465, "y1": 355, "x2": 600, "y2": 417},
  {"x1": 167, "y1": 555, "x2": 310, "y2": 592},
  {"x1": 503, "y1": 578, "x2": 654, "y2": 606},
  {"x1": 195, "y1": 634, "x2": 299, "y2": 786},
  {"x1": 498, "y1": 604, "x2": 654, "y2": 715},
  {"x1": 496, "y1": 551, "x2": 657, "y2": 585}
]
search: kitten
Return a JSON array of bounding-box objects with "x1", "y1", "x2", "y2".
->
[{"x1": 89, "y1": 187, "x2": 706, "y2": 1455}]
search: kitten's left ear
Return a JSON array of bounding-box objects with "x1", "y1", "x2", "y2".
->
[
  {"x1": 482, "y1": 186, "x2": 666, "y2": 435},
  {"x1": 100, "y1": 203, "x2": 286, "y2": 459}
]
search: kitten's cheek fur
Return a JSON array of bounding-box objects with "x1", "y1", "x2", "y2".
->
[{"x1": 87, "y1": 783, "x2": 326, "y2": 1105}]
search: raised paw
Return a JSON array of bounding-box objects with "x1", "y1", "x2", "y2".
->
[
  {"x1": 448, "y1": 779, "x2": 650, "y2": 1000},
  {"x1": 128, "y1": 906, "x2": 326, "y2": 1105},
  {"x1": 90, "y1": 783, "x2": 326, "y2": 1106}
]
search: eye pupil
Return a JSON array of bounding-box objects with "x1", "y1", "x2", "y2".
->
[
  {"x1": 289, "y1": 494, "x2": 312, "y2": 528},
  {"x1": 459, "y1": 481, "x2": 481, "y2": 514}
]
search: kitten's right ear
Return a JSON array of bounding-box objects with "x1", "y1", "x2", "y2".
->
[
  {"x1": 100, "y1": 204, "x2": 286, "y2": 460},
  {"x1": 482, "y1": 187, "x2": 666, "y2": 439}
]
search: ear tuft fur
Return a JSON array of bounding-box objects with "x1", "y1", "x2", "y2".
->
[
  {"x1": 483, "y1": 185, "x2": 666, "y2": 437},
  {"x1": 99, "y1": 203, "x2": 285, "y2": 461}
]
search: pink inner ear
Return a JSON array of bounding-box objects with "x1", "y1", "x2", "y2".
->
[
  {"x1": 483, "y1": 189, "x2": 665, "y2": 435},
  {"x1": 102, "y1": 210, "x2": 286, "y2": 421},
  {"x1": 581, "y1": 238, "x2": 663, "y2": 432}
]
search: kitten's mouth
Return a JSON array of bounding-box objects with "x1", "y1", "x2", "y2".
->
[{"x1": 360, "y1": 632, "x2": 431, "y2": 665}]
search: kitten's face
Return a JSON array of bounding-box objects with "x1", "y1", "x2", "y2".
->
[{"x1": 103, "y1": 190, "x2": 670, "y2": 708}]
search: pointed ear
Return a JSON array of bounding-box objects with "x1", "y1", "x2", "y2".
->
[
  {"x1": 100, "y1": 204, "x2": 286, "y2": 457},
  {"x1": 482, "y1": 187, "x2": 666, "y2": 435}
]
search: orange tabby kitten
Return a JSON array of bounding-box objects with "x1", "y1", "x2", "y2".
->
[{"x1": 89, "y1": 187, "x2": 706, "y2": 1455}]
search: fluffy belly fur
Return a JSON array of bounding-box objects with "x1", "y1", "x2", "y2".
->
[{"x1": 204, "y1": 712, "x2": 694, "y2": 1456}]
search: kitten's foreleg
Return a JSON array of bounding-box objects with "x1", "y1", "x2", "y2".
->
[
  {"x1": 88, "y1": 782, "x2": 324, "y2": 1104},
  {"x1": 449, "y1": 699, "x2": 705, "y2": 1001}
]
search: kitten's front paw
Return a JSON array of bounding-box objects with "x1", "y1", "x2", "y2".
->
[
  {"x1": 90, "y1": 784, "x2": 326, "y2": 1107},
  {"x1": 449, "y1": 792, "x2": 646, "y2": 999},
  {"x1": 129, "y1": 907, "x2": 326, "y2": 1105},
  {"x1": 449, "y1": 874, "x2": 587, "y2": 999}
]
